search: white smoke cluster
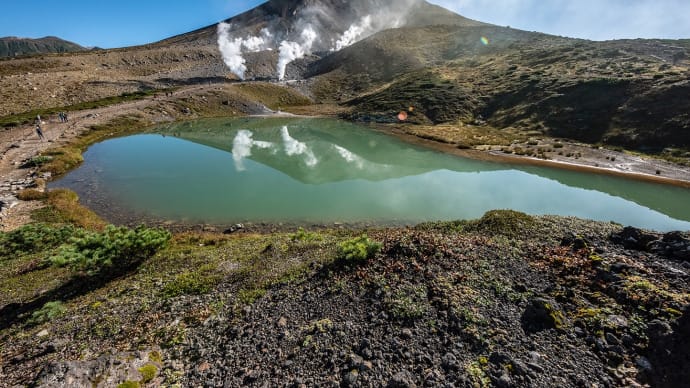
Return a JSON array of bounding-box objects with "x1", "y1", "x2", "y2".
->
[
  {"x1": 333, "y1": 15, "x2": 372, "y2": 51},
  {"x1": 218, "y1": 23, "x2": 273, "y2": 80},
  {"x1": 277, "y1": 26, "x2": 318, "y2": 80},
  {"x1": 217, "y1": 23, "x2": 247, "y2": 80},
  {"x1": 217, "y1": 0, "x2": 422, "y2": 80}
]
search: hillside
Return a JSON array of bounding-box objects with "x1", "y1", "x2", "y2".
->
[
  {"x1": 0, "y1": 36, "x2": 85, "y2": 58},
  {"x1": 2, "y1": 213, "x2": 689, "y2": 387},
  {"x1": 1, "y1": 1, "x2": 688, "y2": 153},
  {"x1": 310, "y1": 27, "x2": 690, "y2": 150}
]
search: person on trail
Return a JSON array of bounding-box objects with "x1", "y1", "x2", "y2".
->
[
  {"x1": 58, "y1": 112, "x2": 65, "y2": 122},
  {"x1": 36, "y1": 115, "x2": 41, "y2": 125},
  {"x1": 35, "y1": 125, "x2": 45, "y2": 140}
]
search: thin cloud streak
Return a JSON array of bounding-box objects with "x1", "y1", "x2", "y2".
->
[{"x1": 428, "y1": 0, "x2": 690, "y2": 40}]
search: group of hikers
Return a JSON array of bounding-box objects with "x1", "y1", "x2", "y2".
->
[{"x1": 34, "y1": 112, "x2": 69, "y2": 141}]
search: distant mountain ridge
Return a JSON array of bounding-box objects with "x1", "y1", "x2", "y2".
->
[{"x1": 0, "y1": 36, "x2": 85, "y2": 58}]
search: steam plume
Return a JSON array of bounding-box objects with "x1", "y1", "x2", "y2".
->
[
  {"x1": 277, "y1": 26, "x2": 317, "y2": 80},
  {"x1": 333, "y1": 15, "x2": 372, "y2": 51},
  {"x1": 217, "y1": 0, "x2": 422, "y2": 80},
  {"x1": 217, "y1": 23, "x2": 247, "y2": 80}
]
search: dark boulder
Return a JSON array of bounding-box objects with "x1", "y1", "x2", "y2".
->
[
  {"x1": 521, "y1": 297, "x2": 567, "y2": 333},
  {"x1": 610, "y1": 227, "x2": 658, "y2": 251}
]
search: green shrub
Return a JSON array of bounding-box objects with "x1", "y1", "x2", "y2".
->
[
  {"x1": 337, "y1": 235, "x2": 382, "y2": 263},
  {"x1": 0, "y1": 223, "x2": 75, "y2": 259},
  {"x1": 28, "y1": 301, "x2": 66, "y2": 325},
  {"x1": 20, "y1": 155, "x2": 53, "y2": 168},
  {"x1": 49, "y1": 225, "x2": 171, "y2": 273}
]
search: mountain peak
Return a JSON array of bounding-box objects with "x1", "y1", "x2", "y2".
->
[{"x1": 0, "y1": 36, "x2": 85, "y2": 58}]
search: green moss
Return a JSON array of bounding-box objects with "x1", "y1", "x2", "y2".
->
[
  {"x1": 385, "y1": 285, "x2": 429, "y2": 320},
  {"x1": 290, "y1": 227, "x2": 323, "y2": 242},
  {"x1": 306, "y1": 318, "x2": 333, "y2": 334},
  {"x1": 138, "y1": 364, "x2": 158, "y2": 384},
  {"x1": 237, "y1": 287, "x2": 267, "y2": 304},
  {"x1": 162, "y1": 264, "x2": 221, "y2": 298},
  {"x1": 546, "y1": 303, "x2": 565, "y2": 329},
  {"x1": 589, "y1": 254, "x2": 604, "y2": 264},
  {"x1": 148, "y1": 350, "x2": 163, "y2": 363},
  {"x1": 117, "y1": 381, "x2": 140, "y2": 388},
  {"x1": 462, "y1": 210, "x2": 536, "y2": 237}
]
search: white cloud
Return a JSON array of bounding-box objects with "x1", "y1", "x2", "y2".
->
[{"x1": 428, "y1": 0, "x2": 690, "y2": 40}]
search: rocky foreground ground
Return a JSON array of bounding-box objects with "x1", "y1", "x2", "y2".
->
[{"x1": 1, "y1": 211, "x2": 688, "y2": 387}]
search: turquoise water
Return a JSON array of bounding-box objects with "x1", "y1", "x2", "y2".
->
[{"x1": 50, "y1": 117, "x2": 690, "y2": 231}]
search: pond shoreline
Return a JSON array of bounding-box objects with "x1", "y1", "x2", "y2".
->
[
  {"x1": 2, "y1": 82, "x2": 690, "y2": 231},
  {"x1": 379, "y1": 125, "x2": 690, "y2": 190}
]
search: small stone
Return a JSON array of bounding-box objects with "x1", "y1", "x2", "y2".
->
[
  {"x1": 636, "y1": 356, "x2": 653, "y2": 373},
  {"x1": 36, "y1": 329, "x2": 49, "y2": 338},
  {"x1": 360, "y1": 360, "x2": 373, "y2": 372},
  {"x1": 401, "y1": 328, "x2": 413, "y2": 339},
  {"x1": 277, "y1": 316, "x2": 287, "y2": 327},
  {"x1": 527, "y1": 362, "x2": 544, "y2": 373},
  {"x1": 387, "y1": 371, "x2": 416, "y2": 388},
  {"x1": 496, "y1": 372, "x2": 512, "y2": 388},
  {"x1": 441, "y1": 352, "x2": 459, "y2": 371},
  {"x1": 342, "y1": 370, "x2": 358, "y2": 386},
  {"x1": 605, "y1": 332, "x2": 621, "y2": 346},
  {"x1": 348, "y1": 353, "x2": 364, "y2": 367}
]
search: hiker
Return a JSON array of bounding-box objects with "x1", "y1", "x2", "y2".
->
[
  {"x1": 36, "y1": 114, "x2": 41, "y2": 125},
  {"x1": 35, "y1": 125, "x2": 45, "y2": 140},
  {"x1": 63, "y1": 112, "x2": 68, "y2": 122}
]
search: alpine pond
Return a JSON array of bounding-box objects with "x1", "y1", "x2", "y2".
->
[{"x1": 50, "y1": 118, "x2": 690, "y2": 231}]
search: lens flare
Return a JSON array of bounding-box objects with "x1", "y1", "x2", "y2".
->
[
  {"x1": 397, "y1": 111, "x2": 408, "y2": 121},
  {"x1": 480, "y1": 36, "x2": 489, "y2": 46}
]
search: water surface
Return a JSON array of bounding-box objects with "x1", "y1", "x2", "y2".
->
[{"x1": 50, "y1": 117, "x2": 690, "y2": 231}]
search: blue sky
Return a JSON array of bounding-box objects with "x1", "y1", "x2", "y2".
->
[{"x1": 0, "y1": 0, "x2": 688, "y2": 48}]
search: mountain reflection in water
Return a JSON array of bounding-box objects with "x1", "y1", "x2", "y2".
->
[{"x1": 49, "y1": 117, "x2": 690, "y2": 231}]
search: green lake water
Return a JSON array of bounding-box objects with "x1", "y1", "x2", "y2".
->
[{"x1": 49, "y1": 117, "x2": 690, "y2": 231}]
